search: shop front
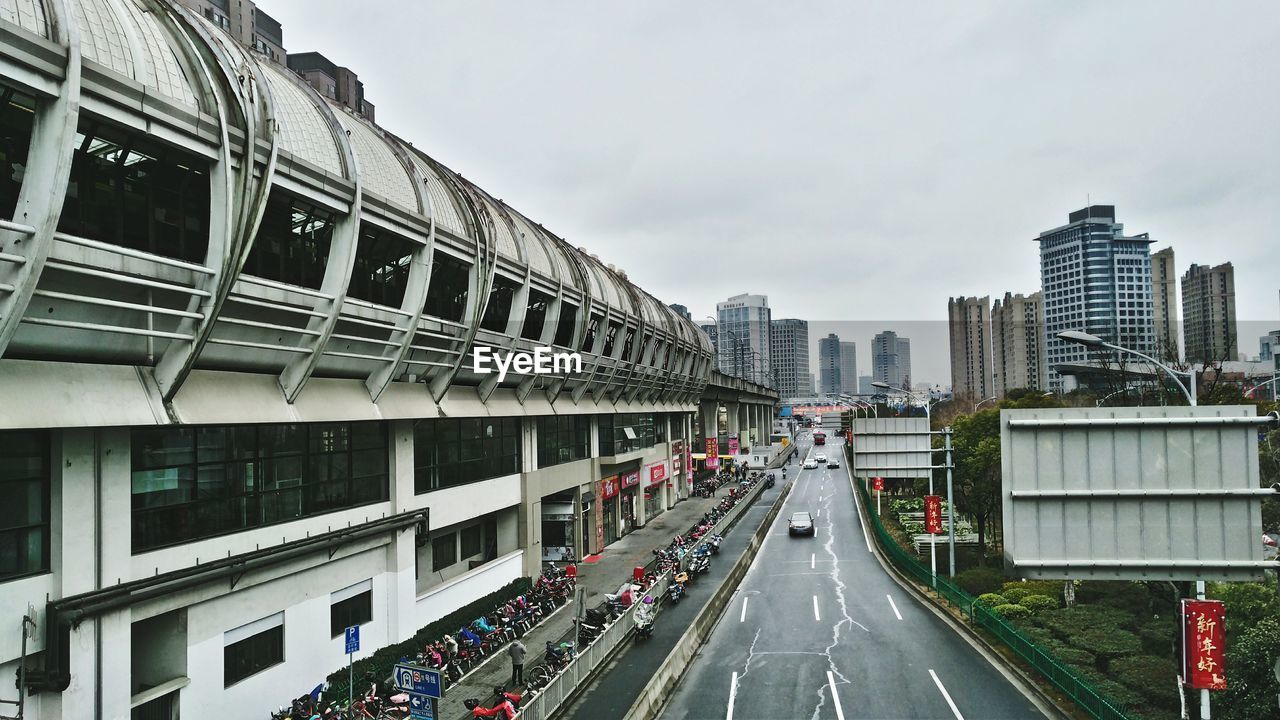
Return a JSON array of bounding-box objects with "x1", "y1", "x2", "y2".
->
[
  {"x1": 672, "y1": 439, "x2": 687, "y2": 500},
  {"x1": 643, "y1": 459, "x2": 669, "y2": 521},
  {"x1": 540, "y1": 492, "x2": 577, "y2": 562},
  {"x1": 620, "y1": 469, "x2": 640, "y2": 535},
  {"x1": 599, "y1": 476, "x2": 620, "y2": 547},
  {"x1": 581, "y1": 489, "x2": 597, "y2": 555}
]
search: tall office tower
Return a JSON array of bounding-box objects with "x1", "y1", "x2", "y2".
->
[
  {"x1": 947, "y1": 296, "x2": 993, "y2": 401},
  {"x1": 716, "y1": 293, "x2": 772, "y2": 384},
  {"x1": 992, "y1": 292, "x2": 1047, "y2": 396},
  {"x1": 1182, "y1": 262, "x2": 1238, "y2": 364},
  {"x1": 1150, "y1": 247, "x2": 1179, "y2": 359},
  {"x1": 1038, "y1": 205, "x2": 1156, "y2": 390},
  {"x1": 770, "y1": 319, "x2": 810, "y2": 399},
  {"x1": 839, "y1": 341, "x2": 858, "y2": 394},
  {"x1": 697, "y1": 321, "x2": 718, "y2": 366},
  {"x1": 178, "y1": 0, "x2": 286, "y2": 63},
  {"x1": 818, "y1": 334, "x2": 842, "y2": 396},
  {"x1": 873, "y1": 331, "x2": 909, "y2": 389},
  {"x1": 809, "y1": 374, "x2": 817, "y2": 395},
  {"x1": 669, "y1": 304, "x2": 693, "y2": 321},
  {"x1": 859, "y1": 375, "x2": 874, "y2": 394}
]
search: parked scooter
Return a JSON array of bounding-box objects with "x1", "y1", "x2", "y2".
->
[
  {"x1": 708, "y1": 534, "x2": 723, "y2": 555},
  {"x1": 669, "y1": 572, "x2": 688, "y2": 603},
  {"x1": 634, "y1": 596, "x2": 656, "y2": 640}
]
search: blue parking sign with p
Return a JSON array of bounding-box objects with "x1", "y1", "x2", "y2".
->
[{"x1": 344, "y1": 625, "x2": 359, "y2": 654}]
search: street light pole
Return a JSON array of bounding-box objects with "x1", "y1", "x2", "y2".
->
[{"x1": 973, "y1": 396, "x2": 998, "y2": 412}]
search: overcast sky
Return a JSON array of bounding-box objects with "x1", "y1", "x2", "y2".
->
[{"x1": 266, "y1": 0, "x2": 1279, "y2": 385}]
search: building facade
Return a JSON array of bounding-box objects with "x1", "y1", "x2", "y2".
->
[
  {"x1": 817, "y1": 334, "x2": 842, "y2": 396},
  {"x1": 839, "y1": 341, "x2": 857, "y2": 394},
  {"x1": 178, "y1": 0, "x2": 285, "y2": 63},
  {"x1": 1150, "y1": 246, "x2": 1179, "y2": 359},
  {"x1": 858, "y1": 375, "x2": 874, "y2": 394},
  {"x1": 1037, "y1": 206, "x2": 1156, "y2": 391},
  {"x1": 1182, "y1": 262, "x2": 1238, "y2": 364},
  {"x1": 769, "y1": 319, "x2": 810, "y2": 400},
  {"x1": 0, "y1": 3, "x2": 715, "y2": 717},
  {"x1": 872, "y1": 331, "x2": 911, "y2": 390},
  {"x1": 947, "y1": 296, "x2": 992, "y2": 402},
  {"x1": 992, "y1": 291, "x2": 1047, "y2": 396},
  {"x1": 716, "y1": 293, "x2": 772, "y2": 386}
]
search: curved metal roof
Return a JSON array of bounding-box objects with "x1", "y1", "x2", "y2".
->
[
  {"x1": 260, "y1": 64, "x2": 344, "y2": 176},
  {"x1": 0, "y1": 0, "x2": 47, "y2": 37},
  {"x1": 74, "y1": 0, "x2": 199, "y2": 107},
  {"x1": 331, "y1": 110, "x2": 419, "y2": 213}
]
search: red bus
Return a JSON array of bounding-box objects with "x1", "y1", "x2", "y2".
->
[{"x1": 813, "y1": 431, "x2": 826, "y2": 445}]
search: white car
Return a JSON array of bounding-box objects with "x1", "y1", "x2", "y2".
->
[
  {"x1": 803, "y1": 458, "x2": 818, "y2": 469},
  {"x1": 814, "y1": 453, "x2": 827, "y2": 464}
]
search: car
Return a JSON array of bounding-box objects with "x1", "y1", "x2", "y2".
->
[
  {"x1": 827, "y1": 458, "x2": 840, "y2": 469},
  {"x1": 803, "y1": 458, "x2": 818, "y2": 469},
  {"x1": 788, "y1": 511, "x2": 815, "y2": 537},
  {"x1": 814, "y1": 453, "x2": 827, "y2": 464}
]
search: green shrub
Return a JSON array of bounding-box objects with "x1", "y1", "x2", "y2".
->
[
  {"x1": 1076, "y1": 581, "x2": 1151, "y2": 617},
  {"x1": 954, "y1": 566, "x2": 1005, "y2": 596},
  {"x1": 1048, "y1": 645, "x2": 1097, "y2": 669},
  {"x1": 1040, "y1": 605, "x2": 1134, "y2": 640},
  {"x1": 1137, "y1": 618, "x2": 1177, "y2": 657},
  {"x1": 976, "y1": 593, "x2": 1008, "y2": 607},
  {"x1": 1110, "y1": 655, "x2": 1180, "y2": 709},
  {"x1": 1021, "y1": 594, "x2": 1058, "y2": 614},
  {"x1": 1001, "y1": 586, "x2": 1030, "y2": 604},
  {"x1": 1091, "y1": 679, "x2": 1143, "y2": 711},
  {"x1": 992, "y1": 603, "x2": 1031, "y2": 620},
  {"x1": 1218, "y1": 617, "x2": 1280, "y2": 720},
  {"x1": 1069, "y1": 627, "x2": 1141, "y2": 660},
  {"x1": 1020, "y1": 626, "x2": 1057, "y2": 647},
  {"x1": 1003, "y1": 579, "x2": 1063, "y2": 599}
]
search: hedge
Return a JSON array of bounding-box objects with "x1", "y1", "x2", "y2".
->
[
  {"x1": 1069, "y1": 627, "x2": 1141, "y2": 661},
  {"x1": 992, "y1": 604, "x2": 1031, "y2": 620},
  {"x1": 1020, "y1": 594, "x2": 1058, "y2": 614},
  {"x1": 1001, "y1": 586, "x2": 1031, "y2": 604},
  {"x1": 1109, "y1": 655, "x2": 1179, "y2": 709},
  {"x1": 976, "y1": 593, "x2": 1008, "y2": 607},
  {"x1": 324, "y1": 577, "x2": 533, "y2": 698},
  {"x1": 1040, "y1": 605, "x2": 1134, "y2": 640},
  {"x1": 1136, "y1": 618, "x2": 1177, "y2": 657},
  {"x1": 1001, "y1": 579, "x2": 1062, "y2": 599},
  {"x1": 953, "y1": 566, "x2": 1004, "y2": 596}
]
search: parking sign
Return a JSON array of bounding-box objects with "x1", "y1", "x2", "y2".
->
[{"x1": 344, "y1": 625, "x2": 359, "y2": 655}]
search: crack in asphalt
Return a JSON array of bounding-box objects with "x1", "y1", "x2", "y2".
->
[{"x1": 810, "y1": 477, "x2": 868, "y2": 720}]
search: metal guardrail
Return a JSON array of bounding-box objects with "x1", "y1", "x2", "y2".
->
[{"x1": 514, "y1": 475, "x2": 771, "y2": 720}]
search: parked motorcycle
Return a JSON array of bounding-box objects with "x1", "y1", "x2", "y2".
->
[{"x1": 708, "y1": 534, "x2": 723, "y2": 555}]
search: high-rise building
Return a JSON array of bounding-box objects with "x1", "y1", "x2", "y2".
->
[
  {"x1": 1150, "y1": 247, "x2": 1179, "y2": 359},
  {"x1": 697, "y1": 321, "x2": 718, "y2": 365},
  {"x1": 818, "y1": 334, "x2": 842, "y2": 396},
  {"x1": 1038, "y1": 205, "x2": 1156, "y2": 390},
  {"x1": 992, "y1": 291, "x2": 1047, "y2": 396},
  {"x1": 947, "y1": 296, "x2": 993, "y2": 401},
  {"x1": 859, "y1": 375, "x2": 874, "y2": 394},
  {"x1": 179, "y1": 0, "x2": 286, "y2": 63},
  {"x1": 872, "y1": 331, "x2": 911, "y2": 390},
  {"x1": 287, "y1": 51, "x2": 377, "y2": 121},
  {"x1": 770, "y1": 319, "x2": 810, "y2": 399},
  {"x1": 839, "y1": 341, "x2": 858, "y2": 394},
  {"x1": 1182, "y1": 262, "x2": 1238, "y2": 364},
  {"x1": 716, "y1": 293, "x2": 772, "y2": 385},
  {"x1": 669, "y1": 304, "x2": 693, "y2": 320},
  {"x1": 1260, "y1": 332, "x2": 1280, "y2": 362}
]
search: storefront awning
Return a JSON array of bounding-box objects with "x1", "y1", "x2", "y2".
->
[{"x1": 541, "y1": 502, "x2": 575, "y2": 521}]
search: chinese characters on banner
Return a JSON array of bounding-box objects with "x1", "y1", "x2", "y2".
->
[
  {"x1": 620, "y1": 470, "x2": 640, "y2": 489},
  {"x1": 1181, "y1": 599, "x2": 1227, "y2": 690},
  {"x1": 873, "y1": 477, "x2": 884, "y2": 492},
  {"x1": 705, "y1": 439, "x2": 719, "y2": 469},
  {"x1": 647, "y1": 461, "x2": 667, "y2": 485},
  {"x1": 728, "y1": 437, "x2": 740, "y2": 455},
  {"x1": 924, "y1": 495, "x2": 942, "y2": 534}
]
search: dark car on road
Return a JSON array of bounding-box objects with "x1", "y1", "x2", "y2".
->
[{"x1": 788, "y1": 511, "x2": 815, "y2": 537}]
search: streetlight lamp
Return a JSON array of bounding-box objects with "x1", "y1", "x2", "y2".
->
[
  {"x1": 1095, "y1": 385, "x2": 1142, "y2": 407},
  {"x1": 1056, "y1": 330, "x2": 1195, "y2": 405},
  {"x1": 1244, "y1": 374, "x2": 1280, "y2": 402},
  {"x1": 973, "y1": 396, "x2": 998, "y2": 412}
]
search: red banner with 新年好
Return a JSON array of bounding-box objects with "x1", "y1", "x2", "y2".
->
[
  {"x1": 1182, "y1": 599, "x2": 1226, "y2": 690},
  {"x1": 924, "y1": 495, "x2": 942, "y2": 534},
  {"x1": 705, "y1": 438, "x2": 719, "y2": 469},
  {"x1": 873, "y1": 477, "x2": 884, "y2": 492}
]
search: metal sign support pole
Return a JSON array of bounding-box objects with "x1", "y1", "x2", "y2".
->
[
  {"x1": 348, "y1": 650, "x2": 353, "y2": 707},
  {"x1": 945, "y1": 427, "x2": 955, "y2": 578}
]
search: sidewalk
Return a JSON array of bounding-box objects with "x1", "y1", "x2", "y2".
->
[{"x1": 437, "y1": 490, "x2": 729, "y2": 719}]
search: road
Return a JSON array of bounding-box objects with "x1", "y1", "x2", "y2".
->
[{"x1": 662, "y1": 434, "x2": 1045, "y2": 720}]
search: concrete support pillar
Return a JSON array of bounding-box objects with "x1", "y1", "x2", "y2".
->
[{"x1": 388, "y1": 420, "x2": 418, "y2": 641}]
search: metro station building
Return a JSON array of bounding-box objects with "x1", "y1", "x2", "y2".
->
[{"x1": 0, "y1": 2, "x2": 728, "y2": 717}]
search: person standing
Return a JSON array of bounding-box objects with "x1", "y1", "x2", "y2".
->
[{"x1": 507, "y1": 638, "x2": 526, "y2": 686}]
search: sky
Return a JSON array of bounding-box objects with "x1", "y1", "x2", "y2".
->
[{"x1": 264, "y1": 0, "x2": 1279, "y2": 386}]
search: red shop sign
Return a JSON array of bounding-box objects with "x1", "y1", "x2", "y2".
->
[
  {"x1": 648, "y1": 461, "x2": 668, "y2": 485},
  {"x1": 1182, "y1": 599, "x2": 1227, "y2": 690},
  {"x1": 621, "y1": 470, "x2": 641, "y2": 489},
  {"x1": 705, "y1": 438, "x2": 719, "y2": 469},
  {"x1": 599, "y1": 476, "x2": 620, "y2": 500},
  {"x1": 924, "y1": 495, "x2": 942, "y2": 534},
  {"x1": 873, "y1": 477, "x2": 884, "y2": 492}
]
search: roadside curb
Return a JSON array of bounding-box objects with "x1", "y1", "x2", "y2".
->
[
  {"x1": 842, "y1": 462, "x2": 1074, "y2": 720},
  {"x1": 619, "y1": 480, "x2": 795, "y2": 720}
]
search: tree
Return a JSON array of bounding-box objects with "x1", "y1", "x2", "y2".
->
[
  {"x1": 1216, "y1": 618, "x2": 1280, "y2": 720},
  {"x1": 950, "y1": 408, "x2": 1002, "y2": 559}
]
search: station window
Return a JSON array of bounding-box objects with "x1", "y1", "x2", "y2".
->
[
  {"x1": 480, "y1": 275, "x2": 519, "y2": 333},
  {"x1": 553, "y1": 303, "x2": 577, "y2": 347},
  {"x1": 432, "y1": 532, "x2": 456, "y2": 572},
  {"x1": 0, "y1": 83, "x2": 36, "y2": 222},
  {"x1": 536, "y1": 415, "x2": 590, "y2": 468},
  {"x1": 597, "y1": 413, "x2": 655, "y2": 456},
  {"x1": 423, "y1": 251, "x2": 470, "y2": 323},
  {"x1": 602, "y1": 322, "x2": 621, "y2": 357},
  {"x1": 348, "y1": 224, "x2": 417, "y2": 308},
  {"x1": 0, "y1": 430, "x2": 50, "y2": 582},
  {"x1": 521, "y1": 289, "x2": 553, "y2": 341},
  {"x1": 581, "y1": 314, "x2": 601, "y2": 353},
  {"x1": 242, "y1": 191, "x2": 336, "y2": 290},
  {"x1": 224, "y1": 615, "x2": 284, "y2": 687},
  {"x1": 58, "y1": 118, "x2": 210, "y2": 263},
  {"x1": 131, "y1": 422, "x2": 388, "y2": 552},
  {"x1": 329, "y1": 583, "x2": 372, "y2": 637},
  {"x1": 413, "y1": 417, "x2": 521, "y2": 494}
]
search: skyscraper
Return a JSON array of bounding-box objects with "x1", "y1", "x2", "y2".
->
[
  {"x1": 770, "y1": 319, "x2": 810, "y2": 399},
  {"x1": 872, "y1": 331, "x2": 911, "y2": 390},
  {"x1": 1038, "y1": 205, "x2": 1156, "y2": 390},
  {"x1": 1182, "y1": 262, "x2": 1238, "y2": 364},
  {"x1": 897, "y1": 337, "x2": 912, "y2": 389},
  {"x1": 818, "y1": 334, "x2": 842, "y2": 396},
  {"x1": 839, "y1": 341, "x2": 858, "y2": 394},
  {"x1": 716, "y1": 293, "x2": 772, "y2": 384},
  {"x1": 858, "y1": 375, "x2": 874, "y2": 394},
  {"x1": 992, "y1": 291, "x2": 1047, "y2": 396},
  {"x1": 1150, "y1": 247, "x2": 1179, "y2": 359},
  {"x1": 669, "y1": 304, "x2": 693, "y2": 321},
  {"x1": 947, "y1": 296, "x2": 993, "y2": 401}
]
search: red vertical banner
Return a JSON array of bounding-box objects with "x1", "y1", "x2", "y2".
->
[
  {"x1": 705, "y1": 438, "x2": 719, "y2": 469},
  {"x1": 924, "y1": 495, "x2": 942, "y2": 534},
  {"x1": 1182, "y1": 599, "x2": 1227, "y2": 690},
  {"x1": 728, "y1": 437, "x2": 740, "y2": 455},
  {"x1": 873, "y1": 477, "x2": 884, "y2": 492}
]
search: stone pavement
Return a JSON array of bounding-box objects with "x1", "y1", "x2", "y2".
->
[{"x1": 437, "y1": 444, "x2": 798, "y2": 718}]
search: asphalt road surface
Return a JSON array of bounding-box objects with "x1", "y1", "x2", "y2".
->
[{"x1": 662, "y1": 434, "x2": 1045, "y2": 720}]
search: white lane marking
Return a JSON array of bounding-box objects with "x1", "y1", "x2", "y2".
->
[
  {"x1": 813, "y1": 595, "x2": 821, "y2": 621},
  {"x1": 849, "y1": 473, "x2": 872, "y2": 552},
  {"x1": 827, "y1": 670, "x2": 847, "y2": 720},
  {"x1": 810, "y1": 553, "x2": 815, "y2": 569},
  {"x1": 727, "y1": 671, "x2": 738, "y2": 719},
  {"x1": 929, "y1": 669, "x2": 965, "y2": 720},
  {"x1": 887, "y1": 594, "x2": 903, "y2": 620},
  {"x1": 740, "y1": 596, "x2": 749, "y2": 623}
]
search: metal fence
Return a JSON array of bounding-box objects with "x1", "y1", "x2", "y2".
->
[
  {"x1": 851, "y1": 474, "x2": 1132, "y2": 720},
  {"x1": 514, "y1": 475, "x2": 770, "y2": 720}
]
